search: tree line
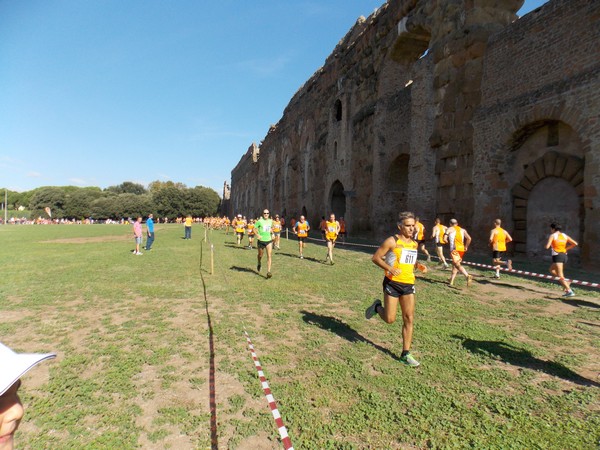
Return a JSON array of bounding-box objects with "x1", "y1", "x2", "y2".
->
[{"x1": 2, "y1": 181, "x2": 221, "y2": 220}]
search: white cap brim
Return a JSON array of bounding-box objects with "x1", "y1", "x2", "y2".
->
[{"x1": 0, "y1": 342, "x2": 56, "y2": 396}]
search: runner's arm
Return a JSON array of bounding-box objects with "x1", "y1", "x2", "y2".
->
[{"x1": 371, "y1": 237, "x2": 400, "y2": 276}]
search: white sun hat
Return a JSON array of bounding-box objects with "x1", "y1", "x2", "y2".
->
[{"x1": 0, "y1": 342, "x2": 56, "y2": 396}]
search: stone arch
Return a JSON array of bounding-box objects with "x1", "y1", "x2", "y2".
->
[
  {"x1": 512, "y1": 151, "x2": 584, "y2": 259},
  {"x1": 329, "y1": 180, "x2": 346, "y2": 219},
  {"x1": 501, "y1": 104, "x2": 590, "y2": 156}
]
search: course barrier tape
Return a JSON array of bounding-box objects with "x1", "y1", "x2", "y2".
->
[
  {"x1": 284, "y1": 229, "x2": 599, "y2": 290},
  {"x1": 462, "y1": 260, "x2": 600, "y2": 289},
  {"x1": 244, "y1": 330, "x2": 294, "y2": 450}
]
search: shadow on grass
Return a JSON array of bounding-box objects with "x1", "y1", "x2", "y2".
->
[
  {"x1": 229, "y1": 266, "x2": 257, "y2": 275},
  {"x1": 560, "y1": 298, "x2": 600, "y2": 309},
  {"x1": 275, "y1": 252, "x2": 322, "y2": 263},
  {"x1": 300, "y1": 310, "x2": 402, "y2": 363},
  {"x1": 453, "y1": 335, "x2": 600, "y2": 387},
  {"x1": 223, "y1": 242, "x2": 249, "y2": 250},
  {"x1": 476, "y1": 278, "x2": 546, "y2": 293}
]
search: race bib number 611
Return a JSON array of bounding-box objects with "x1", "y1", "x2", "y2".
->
[{"x1": 399, "y1": 248, "x2": 418, "y2": 265}]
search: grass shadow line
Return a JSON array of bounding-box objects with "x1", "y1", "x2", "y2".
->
[
  {"x1": 561, "y1": 298, "x2": 600, "y2": 309},
  {"x1": 300, "y1": 310, "x2": 402, "y2": 363},
  {"x1": 223, "y1": 242, "x2": 248, "y2": 250},
  {"x1": 453, "y1": 335, "x2": 600, "y2": 387},
  {"x1": 229, "y1": 266, "x2": 256, "y2": 274}
]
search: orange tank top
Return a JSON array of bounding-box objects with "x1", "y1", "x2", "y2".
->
[{"x1": 385, "y1": 237, "x2": 417, "y2": 285}]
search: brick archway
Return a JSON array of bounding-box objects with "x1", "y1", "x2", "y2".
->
[{"x1": 511, "y1": 151, "x2": 584, "y2": 255}]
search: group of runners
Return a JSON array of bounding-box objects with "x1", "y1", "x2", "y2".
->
[
  {"x1": 224, "y1": 209, "x2": 579, "y2": 368},
  {"x1": 365, "y1": 212, "x2": 580, "y2": 367}
]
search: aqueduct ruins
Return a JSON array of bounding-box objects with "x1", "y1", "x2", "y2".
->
[{"x1": 228, "y1": 0, "x2": 600, "y2": 268}]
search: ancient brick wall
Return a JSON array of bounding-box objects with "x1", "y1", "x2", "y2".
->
[
  {"x1": 230, "y1": 0, "x2": 600, "y2": 268},
  {"x1": 472, "y1": 0, "x2": 600, "y2": 268}
]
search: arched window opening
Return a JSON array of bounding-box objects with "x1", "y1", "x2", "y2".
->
[{"x1": 334, "y1": 99, "x2": 342, "y2": 122}]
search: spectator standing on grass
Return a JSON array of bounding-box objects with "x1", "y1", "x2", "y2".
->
[
  {"x1": 546, "y1": 222, "x2": 578, "y2": 297},
  {"x1": 0, "y1": 342, "x2": 56, "y2": 450},
  {"x1": 133, "y1": 216, "x2": 143, "y2": 255},
  {"x1": 489, "y1": 218, "x2": 513, "y2": 278},
  {"x1": 255, "y1": 209, "x2": 274, "y2": 278},
  {"x1": 184, "y1": 214, "x2": 193, "y2": 239},
  {"x1": 444, "y1": 218, "x2": 472, "y2": 287},
  {"x1": 145, "y1": 214, "x2": 155, "y2": 251},
  {"x1": 365, "y1": 211, "x2": 426, "y2": 367}
]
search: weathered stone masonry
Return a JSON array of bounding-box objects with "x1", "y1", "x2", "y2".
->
[{"x1": 229, "y1": 0, "x2": 600, "y2": 269}]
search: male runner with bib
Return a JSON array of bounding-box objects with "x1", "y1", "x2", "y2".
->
[{"x1": 365, "y1": 211, "x2": 425, "y2": 367}]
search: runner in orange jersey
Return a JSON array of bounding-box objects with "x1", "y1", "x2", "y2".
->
[
  {"x1": 293, "y1": 215, "x2": 310, "y2": 259},
  {"x1": 489, "y1": 219, "x2": 513, "y2": 279},
  {"x1": 272, "y1": 214, "x2": 282, "y2": 250},
  {"x1": 246, "y1": 218, "x2": 256, "y2": 249},
  {"x1": 413, "y1": 217, "x2": 431, "y2": 263},
  {"x1": 339, "y1": 217, "x2": 346, "y2": 242},
  {"x1": 444, "y1": 218, "x2": 473, "y2": 287},
  {"x1": 365, "y1": 211, "x2": 426, "y2": 367},
  {"x1": 232, "y1": 214, "x2": 246, "y2": 246},
  {"x1": 546, "y1": 223, "x2": 578, "y2": 297},
  {"x1": 324, "y1": 213, "x2": 340, "y2": 265},
  {"x1": 431, "y1": 218, "x2": 449, "y2": 269}
]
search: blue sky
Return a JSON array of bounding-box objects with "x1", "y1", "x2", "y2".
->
[{"x1": 0, "y1": 0, "x2": 548, "y2": 196}]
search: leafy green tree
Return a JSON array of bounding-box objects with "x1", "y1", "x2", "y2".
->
[
  {"x1": 29, "y1": 187, "x2": 67, "y2": 218},
  {"x1": 185, "y1": 186, "x2": 221, "y2": 217},
  {"x1": 148, "y1": 180, "x2": 187, "y2": 192},
  {"x1": 90, "y1": 196, "x2": 120, "y2": 220},
  {"x1": 152, "y1": 186, "x2": 186, "y2": 218},
  {"x1": 117, "y1": 193, "x2": 153, "y2": 219},
  {"x1": 64, "y1": 188, "x2": 103, "y2": 219},
  {"x1": 105, "y1": 182, "x2": 147, "y2": 195}
]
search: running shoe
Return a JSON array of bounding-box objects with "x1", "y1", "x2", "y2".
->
[
  {"x1": 266, "y1": 272, "x2": 272, "y2": 279},
  {"x1": 562, "y1": 289, "x2": 575, "y2": 298},
  {"x1": 257, "y1": 263, "x2": 261, "y2": 272},
  {"x1": 400, "y1": 352, "x2": 420, "y2": 367},
  {"x1": 467, "y1": 275, "x2": 473, "y2": 287},
  {"x1": 365, "y1": 299, "x2": 381, "y2": 320}
]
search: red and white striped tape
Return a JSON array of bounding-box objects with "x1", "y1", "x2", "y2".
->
[
  {"x1": 244, "y1": 330, "x2": 294, "y2": 450},
  {"x1": 462, "y1": 261, "x2": 600, "y2": 289}
]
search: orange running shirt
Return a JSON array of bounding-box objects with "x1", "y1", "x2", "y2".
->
[
  {"x1": 325, "y1": 220, "x2": 339, "y2": 240},
  {"x1": 549, "y1": 232, "x2": 569, "y2": 254},
  {"x1": 296, "y1": 222, "x2": 309, "y2": 237},
  {"x1": 384, "y1": 237, "x2": 418, "y2": 285},
  {"x1": 491, "y1": 227, "x2": 509, "y2": 252}
]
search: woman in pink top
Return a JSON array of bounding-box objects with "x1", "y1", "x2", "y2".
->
[{"x1": 133, "y1": 217, "x2": 143, "y2": 255}]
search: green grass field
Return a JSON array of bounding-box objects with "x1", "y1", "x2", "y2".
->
[{"x1": 1, "y1": 224, "x2": 598, "y2": 449}]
